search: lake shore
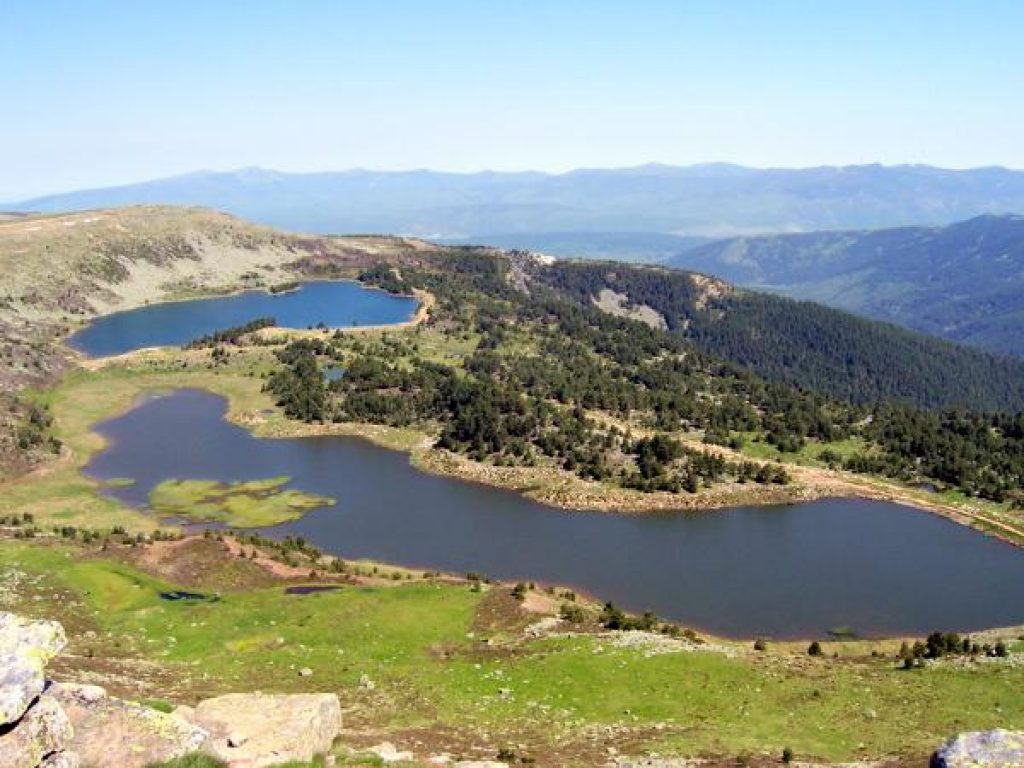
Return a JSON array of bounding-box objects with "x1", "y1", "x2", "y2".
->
[
  {"x1": 246, "y1": 401, "x2": 1024, "y2": 548},
  {"x1": 22, "y1": 342, "x2": 1024, "y2": 556},
  {"x1": 3, "y1": 531, "x2": 1022, "y2": 764}
]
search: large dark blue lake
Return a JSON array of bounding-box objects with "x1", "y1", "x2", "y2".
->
[
  {"x1": 68, "y1": 281, "x2": 418, "y2": 357},
  {"x1": 85, "y1": 389, "x2": 1024, "y2": 639}
]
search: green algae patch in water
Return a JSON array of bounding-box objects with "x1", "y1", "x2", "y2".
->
[{"x1": 148, "y1": 476, "x2": 334, "y2": 528}]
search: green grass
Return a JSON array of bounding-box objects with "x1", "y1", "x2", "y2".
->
[
  {"x1": 142, "y1": 698, "x2": 175, "y2": 713},
  {"x1": 736, "y1": 434, "x2": 873, "y2": 466},
  {"x1": 4, "y1": 343, "x2": 1024, "y2": 761},
  {"x1": 145, "y1": 755, "x2": 327, "y2": 768},
  {"x1": 0, "y1": 358, "x2": 287, "y2": 531},
  {"x1": 145, "y1": 755, "x2": 228, "y2": 768},
  {"x1": 407, "y1": 327, "x2": 480, "y2": 368},
  {"x1": 2, "y1": 539, "x2": 1023, "y2": 763},
  {"x1": 149, "y1": 477, "x2": 334, "y2": 528}
]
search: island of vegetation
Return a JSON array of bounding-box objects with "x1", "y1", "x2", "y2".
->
[{"x1": 149, "y1": 476, "x2": 334, "y2": 528}]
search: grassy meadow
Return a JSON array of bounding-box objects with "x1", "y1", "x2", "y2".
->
[
  {"x1": 1, "y1": 538, "x2": 1023, "y2": 765},
  {"x1": 1, "y1": 330, "x2": 1023, "y2": 764}
]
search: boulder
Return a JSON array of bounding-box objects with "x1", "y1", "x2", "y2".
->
[
  {"x1": 0, "y1": 695, "x2": 74, "y2": 768},
  {"x1": 193, "y1": 692, "x2": 341, "y2": 768},
  {"x1": 39, "y1": 752, "x2": 80, "y2": 768},
  {"x1": 370, "y1": 740, "x2": 414, "y2": 762},
  {"x1": 932, "y1": 729, "x2": 1024, "y2": 766},
  {"x1": 0, "y1": 613, "x2": 67, "y2": 724},
  {"x1": 49, "y1": 682, "x2": 208, "y2": 768}
]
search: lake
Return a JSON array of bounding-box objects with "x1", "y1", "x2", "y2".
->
[
  {"x1": 68, "y1": 281, "x2": 418, "y2": 357},
  {"x1": 86, "y1": 389, "x2": 1024, "y2": 639}
]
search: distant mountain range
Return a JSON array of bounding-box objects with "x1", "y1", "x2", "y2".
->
[
  {"x1": 666, "y1": 214, "x2": 1024, "y2": 356},
  {"x1": 13, "y1": 163, "x2": 1024, "y2": 239},
  {"x1": 438, "y1": 231, "x2": 713, "y2": 263},
  {"x1": 14, "y1": 165, "x2": 1024, "y2": 356}
]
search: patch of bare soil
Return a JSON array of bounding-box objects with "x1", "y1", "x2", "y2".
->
[
  {"x1": 593, "y1": 288, "x2": 668, "y2": 330},
  {"x1": 690, "y1": 273, "x2": 732, "y2": 311},
  {"x1": 219, "y1": 535, "x2": 316, "y2": 580},
  {"x1": 471, "y1": 586, "x2": 549, "y2": 637},
  {"x1": 119, "y1": 535, "x2": 282, "y2": 590}
]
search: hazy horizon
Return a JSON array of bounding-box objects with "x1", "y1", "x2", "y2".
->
[
  {"x1": 10, "y1": 159, "x2": 1024, "y2": 207},
  {"x1": 5, "y1": 0, "x2": 1024, "y2": 200}
]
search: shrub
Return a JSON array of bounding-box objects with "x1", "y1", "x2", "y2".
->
[
  {"x1": 600, "y1": 601, "x2": 627, "y2": 630},
  {"x1": 144, "y1": 754, "x2": 228, "y2": 768},
  {"x1": 142, "y1": 698, "x2": 174, "y2": 713},
  {"x1": 559, "y1": 603, "x2": 587, "y2": 624}
]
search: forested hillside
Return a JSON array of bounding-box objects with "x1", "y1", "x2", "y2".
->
[
  {"x1": 666, "y1": 214, "x2": 1024, "y2": 355},
  {"x1": 270, "y1": 249, "x2": 1024, "y2": 507},
  {"x1": 5, "y1": 207, "x2": 1024, "y2": 512},
  {"x1": 536, "y1": 260, "x2": 1024, "y2": 411}
]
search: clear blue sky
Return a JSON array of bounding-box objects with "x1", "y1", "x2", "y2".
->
[{"x1": 3, "y1": 0, "x2": 1023, "y2": 199}]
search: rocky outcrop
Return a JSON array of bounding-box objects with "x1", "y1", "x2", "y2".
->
[
  {"x1": 183, "y1": 692, "x2": 341, "y2": 768},
  {"x1": 0, "y1": 695, "x2": 75, "y2": 768},
  {"x1": 0, "y1": 613, "x2": 66, "y2": 723},
  {"x1": 0, "y1": 613, "x2": 77, "y2": 768},
  {"x1": 50, "y1": 682, "x2": 208, "y2": 768},
  {"x1": 1, "y1": 613, "x2": 205, "y2": 768},
  {"x1": 931, "y1": 729, "x2": 1024, "y2": 767},
  {"x1": 0, "y1": 610, "x2": 347, "y2": 768}
]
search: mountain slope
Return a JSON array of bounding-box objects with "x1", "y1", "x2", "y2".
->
[
  {"x1": 535, "y1": 260, "x2": 1024, "y2": 411},
  {"x1": 666, "y1": 215, "x2": 1024, "y2": 355},
  {"x1": 14, "y1": 164, "x2": 1024, "y2": 238},
  {"x1": 0, "y1": 205, "x2": 438, "y2": 476}
]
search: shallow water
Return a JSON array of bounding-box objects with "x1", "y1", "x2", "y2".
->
[
  {"x1": 87, "y1": 389, "x2": 1024, "y2": 638},
  {"x1": 68, "y1": 281, "x2": 418, "y2": 357},
  {"x1": 285, "y1": 585, "x2": 342, "y2": 595}
]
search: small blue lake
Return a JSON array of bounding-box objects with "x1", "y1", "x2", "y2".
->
[{"x1": 68, "y1": 281, "x2": 418, "y2": 357}]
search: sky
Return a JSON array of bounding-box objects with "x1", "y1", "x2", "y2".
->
[{"x1": 3, "y1": 0, "x2": 1024, "y2": 200}]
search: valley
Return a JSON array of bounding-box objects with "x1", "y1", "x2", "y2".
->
[
  {"x1": 666, "y1": 215, "x2": 1024, "y2": 357},
  {"x1": 3, "y1": 207, "x2": 1024, "y2": 765}
]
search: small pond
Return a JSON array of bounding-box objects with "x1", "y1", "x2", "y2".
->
[
  {"x1": 86, "y1": 389, "x2": 1024, "y2": 639},
  {"x1": 68, "y1": 281, "x2": 418, "y2": 357}
]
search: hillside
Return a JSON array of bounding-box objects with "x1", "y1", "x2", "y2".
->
[
  {"x1": 5, "y1": 206, "x2": 1024, "y2": 511},
  {"x1": 536, "y1": 260, "x2": 1024, "y2": 411},
  {"x1": 3, "y1": 206, "x2": 1024, "y2": 765},
  {"x1": 13, "y1": 163, "x2": 1024, "y2": 239},
  {"x1": 666, "y1": 214, "x2": 1024, "y2": 355},
  {"x1": 0, "y1": 206, "x2": 436, "y2": 475}
]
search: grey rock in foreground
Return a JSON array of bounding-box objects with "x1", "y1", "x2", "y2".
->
[
  {"x1": 0, "y1": 612, "x2": 76, "y2": 768},
  {"x1": 0, "y1": 694, "x2": 75, "y2": 768},
  {"x1": 0, "y1": 613, "x2": 67, "y2": 724},
  {"x1": 50, "y1": 682, "x2": 208, "y2": 768},
  {"x1": 931, "y1": 729, "x2": 1024, "y2": 767},
  {"x1": 188, "y1": 692, "x2": 342, "y2": 768}
]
